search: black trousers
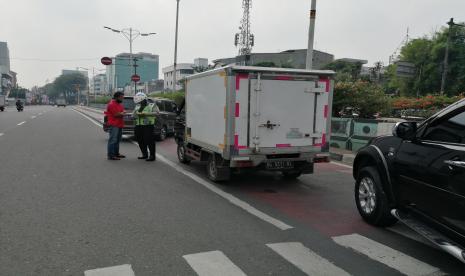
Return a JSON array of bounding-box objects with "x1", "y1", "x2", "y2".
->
[{"x1": 135, "y1": 125, "x2": 155, "y2": 157}]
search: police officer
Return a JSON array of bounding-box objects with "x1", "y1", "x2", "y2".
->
[{"x1": 133, "y1": 92, "x2": 159, "y2": 161}]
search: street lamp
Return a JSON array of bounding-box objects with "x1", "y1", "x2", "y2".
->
[
  {"x1": 440, "y1": 18, "x2": 465, "y2": 94},
  {"x1": 77, "y1": 67, "x2": 105, "y2": 105},
  {"x1": 306, "y1": 0, "x2": 317, "y2": 70},
  {"x1": 173, "y1": 0, "x2": 180, "y2": 92},
  {"x1": 103, "y1": 26, "x2": 156, "y2": 93}
]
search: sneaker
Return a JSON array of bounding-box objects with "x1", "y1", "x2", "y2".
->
[
  {"x1": 108, "y1": 156, "x2": 121, "y2": 161},
  {"x1": 116, "y1": 154, "x2": 126, "y2": 158}
]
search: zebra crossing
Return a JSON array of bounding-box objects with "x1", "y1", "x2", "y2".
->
[{"x1": 84, "y1": 233, "x2": 444, "y2": 276}]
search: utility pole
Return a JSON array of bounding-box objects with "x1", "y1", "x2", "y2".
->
[
  {"x1": 133, "y1": 57, "x2": 139, "y2": 94},
  {"x1": 173, "y1": 0, "x2": 180, "y2": 92},
  {"x1": 441, "y1": 18, "x2": 454, "y2": 95},
  {"x1": 306, "y1": 0, "x2": 317, "y2": 70}
]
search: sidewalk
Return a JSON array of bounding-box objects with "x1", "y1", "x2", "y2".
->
[{"x1": 329, "y1": 147, "x2": 355, "y2": 166}]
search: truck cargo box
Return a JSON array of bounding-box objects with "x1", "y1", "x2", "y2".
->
[{"x1": 180, "y1": 65, "x2": 335, "y2": 181}]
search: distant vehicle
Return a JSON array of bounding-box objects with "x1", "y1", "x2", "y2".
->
[
  {"x1": 353, "y1": 98, "x2": 465, "y2": 263},
  {"x1": 175, "y1": 65, "x2": 334, "y2": 182},
  {"x1": 56, "y1": 99, "x2": 67, "y2": 107},
  {"x1": 153, "y1": 98, "x2": 178, "y2": 141},
  {"x1": 0, "y1": 95, "x2": 5, "y2": 112}
]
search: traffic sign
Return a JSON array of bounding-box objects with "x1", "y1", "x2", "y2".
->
[
  {"x1": 101, "y1": 57, "x2": 112, "y2": 65},
  {"x1": 131, "y1": 74, "x2": 141, "y2": 82}
]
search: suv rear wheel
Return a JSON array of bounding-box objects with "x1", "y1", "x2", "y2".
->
[{"x1": 355, "y1": 166, "x2": 397, "y2": 227}]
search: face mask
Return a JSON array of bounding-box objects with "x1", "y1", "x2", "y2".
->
[{"x1": 116, "y1": 99, "x2": 123, "y2": 103}]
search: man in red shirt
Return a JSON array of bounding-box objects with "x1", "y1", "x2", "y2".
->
[{"x1": 106, "y1": 92, "x2": 126, "y2": 160}]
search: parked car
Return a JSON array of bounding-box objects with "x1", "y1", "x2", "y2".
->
[
  {"x1": 153, "y1": 97, "x2": 178, "y2": 141},
  {"x1": 103, "y1": 96, "x2": 175, "y2": 141},
  {"x1": 353, "y1": 98, "x2": 465, "y2": 263}
]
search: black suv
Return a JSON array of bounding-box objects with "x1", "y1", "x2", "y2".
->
[
  {"x1": 153, "y1": 98, "x2": 178, "y2": 141},
  {"x1": 353, "y1": 98, "x2": 465, "y2": 263},
  {"x1": 104, "y1": 96, "x2": 178, "y2": 141}
]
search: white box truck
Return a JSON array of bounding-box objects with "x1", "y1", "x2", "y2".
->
[{"x1": 176, "y1": 65, "x2": 335, "y2": 181}]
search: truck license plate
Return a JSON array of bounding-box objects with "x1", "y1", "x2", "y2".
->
[{"x1": 266, "y1": 161, "x2": 294, "y2": 170}]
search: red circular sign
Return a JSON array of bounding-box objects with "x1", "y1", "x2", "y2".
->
[
  {"x1": 131, "y1": 74, "x2": 141, "y2": 82},
  {"x1": 101, "y1": 57, "x2": 112, "y2": 65}
]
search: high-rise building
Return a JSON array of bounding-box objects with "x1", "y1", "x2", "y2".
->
[
  {"x1": 0, "y1": 42, "x2": 13, "y2": 96},
  {"x1": 0, "y1": 42, "x2": 10, "y2": 74},
  {"x1": 162, "y1": 58, "x2": 208, "y2": 91},
  {"x1": 90, "y1": 74, "x2": 107, "y2": 95},
  {"x1": 106, "y1": 52, "x2": 159, "y2": 94}
]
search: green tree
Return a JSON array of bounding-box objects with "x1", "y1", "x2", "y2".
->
[
  {"x1": 49, "y1": 73, "x2": 87, "y2": 104},
  {"x1": 396, "y1": 24, "x2": 465, "y2": 96},
  {"x1": 9, "y1": 87, "x2": 28, "y2": 99},
  {"x1": 323, "y1": 60, "x2": 363, "y2": 82}
]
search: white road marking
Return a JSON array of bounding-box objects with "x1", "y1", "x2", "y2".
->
[
  {"x1": 0, "y1": 133, "x2": 4, "y2": 137},
  {"x1": 155, "y1": 152, "x2": 293, "y2": 230},
  {"x1": 183, "y1": 250, "x2": 247, "y2": 276},
  {"x1": 267, "y1": 242, "x2": 351, "y2": 276},
  {"x1": 73, "y1": 109, "x2": 104, "y2": 128},
  {"x1": 332, "y1": 234, "x2": 442, "y2": 276},
  {"x1": 84, "y1": 264, "x2": 135, "y2": 276},
  {"x1": 17, "y1": 121, "x2": 26, "y2": 126},
  {"x1": 38, "y1": 113, "x2": 42, "y2": 115},
  {"x1": 31, "y1": 116, "x2": 36, "y2": 119},
  {"x1": 73, "y1": 108, "x2": 292, "y2": 231}
]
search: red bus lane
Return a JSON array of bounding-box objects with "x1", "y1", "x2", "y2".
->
[{"x1": 157, "y1": 138, "x2": 372, "y2": 238}]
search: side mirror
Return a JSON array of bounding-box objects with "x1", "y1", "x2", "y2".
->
[{"x1": 393, "y1": 122, "x2": 417, "y2": 140}]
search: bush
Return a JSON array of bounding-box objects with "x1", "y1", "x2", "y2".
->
[
  {"x1": 94, "y1": 96, "x2": 112, "y2": 104},
  {"x1": 333, "y1": 81, "x2": 391, "y2": 118},
  {"x1": 150, "y1": 91, "x2": 185, "y2": 105}
]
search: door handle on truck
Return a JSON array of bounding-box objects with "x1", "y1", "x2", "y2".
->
[
  {"x1": 444, "y1": 160, "x2": 465, "y2": 169},
  {"x1": 259, "y1": 120, "x2": 280, "y2": 130}
]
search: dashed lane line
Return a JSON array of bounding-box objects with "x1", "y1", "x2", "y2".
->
[
  {"x1": 74, "y1": 108, "x2": 293, "y2": 231},
  {"x1": 31, "y1": 116, "x2": 37, "y2": 119},
  {"x1": 17, "y1": 121, "x2": 26, "y2": 126},
  {"x1": 0, "y1": 133, "x2": 4, "y2": 137}
]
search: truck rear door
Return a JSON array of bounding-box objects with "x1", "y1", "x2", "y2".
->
[{"x1": 248, "y1": 74, "x2": 331, "y2": 150}]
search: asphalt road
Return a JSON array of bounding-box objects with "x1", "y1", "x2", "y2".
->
[{"x1": 0, "y1": 105, "x2": 463, "y2": 275}]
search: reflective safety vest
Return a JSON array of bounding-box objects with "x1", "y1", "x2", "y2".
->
[{"x1": 134, "y1": 103, "x2": 156, "y2": 126}]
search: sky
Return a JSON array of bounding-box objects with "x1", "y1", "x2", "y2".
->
[{"x1": 1, "y1": 0, "x2": 464, "y2": 89}]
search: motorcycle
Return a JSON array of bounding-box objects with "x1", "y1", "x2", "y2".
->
[{"x1": 16, "y1": 105, "x2": 24, "y2": 112}]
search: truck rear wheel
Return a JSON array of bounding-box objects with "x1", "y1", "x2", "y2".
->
[
  {"x1": 355, "y1": 166, "x2": 397, "y2": 227},
  {"x1": 177, "y1": 144, "x2": 191, "y2": 164},
  {"x1": 206, "y1": 154, "x2": 230, "y2": 182}
]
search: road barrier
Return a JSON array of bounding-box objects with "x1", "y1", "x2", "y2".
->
[{"x1": 330, "y1": 118, "x2": 400, "y2": 152}]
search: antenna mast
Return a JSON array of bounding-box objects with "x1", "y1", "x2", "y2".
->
[{"x1": 235, "y1": 0, "x2": 254, "y2": 56}]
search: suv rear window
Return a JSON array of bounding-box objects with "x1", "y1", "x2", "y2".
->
[{"x1": 123, "y1": 98, "x2": 135, "y2": 111}]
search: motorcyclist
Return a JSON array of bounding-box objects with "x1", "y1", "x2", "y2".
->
[{"x1": 16, "y1": 100, "x2": 23, "y2": 111}]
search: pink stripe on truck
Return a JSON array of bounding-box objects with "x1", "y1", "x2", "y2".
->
[{"x1": 276, "y1": 144, "x2": 292, "y2": 148}]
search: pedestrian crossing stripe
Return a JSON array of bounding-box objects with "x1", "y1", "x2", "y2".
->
[
  {"x1": 84, "y1": 264, "x2": 135, "y2": 276},
  {"x1": 84, "y1": 233, "x2": 446, "y2": 276},
  {"x1": 332, "y1": 233, "x2": 442, "y2": 276},
  {"x1": 267, "y1": 242, "x2": 351, "y2": 276},
  {"x1": 183, "y1": 250, "x2": 247, "y2": 276}
]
